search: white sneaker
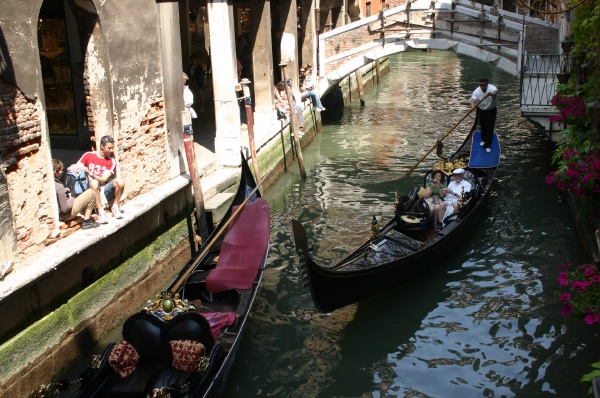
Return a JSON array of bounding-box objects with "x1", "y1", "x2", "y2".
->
[
  {"x1": 480, "y1": 141, "x2": 485, "y2": 147},
  {"x1": 486, "y1": 147, "x2": 492, "y2": 153},
  {"x1": 112, "y1": 206, "x2": 123, "y2": 219},
  {"x1": 97, "y1": 212, "x2": 108, "y2": 224}
]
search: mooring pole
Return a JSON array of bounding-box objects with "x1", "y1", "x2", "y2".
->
[
  {"x1": 240, "y1": 78, "x2": 261, "y2": 184},
  {"x1": 280, "y1": 61, "x2": 306, "y2": 179},
  {"x1": 182, "y1": 114, "x2": 209, "y2": 247},
  {"x1": 355, "y1": 70, "x2": 365, "y2": 106}
]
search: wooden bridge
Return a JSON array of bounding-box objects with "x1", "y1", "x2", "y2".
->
[{"x1": 317, "y1": 0, "x2": 561, "y2": 135}]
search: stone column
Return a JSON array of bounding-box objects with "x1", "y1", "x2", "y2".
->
[
  {"x1": 278, "y1": 0, "x2": 299, "y2": 90},
  {"x1": 158, "y1": 1, "x2": 186, "y2": 177},
  {"x1": 299, "y1": 0, "x2": 316, "y2": 70},
  {"x1": 207, "y1": 0, "x2": 241, "y2": 167},
  {"x1": 249, "y1": 0, "x2": 276, "y2": 146},
  {"x1": 179, "y1": 0, "x2": 192, "y2": 69}
]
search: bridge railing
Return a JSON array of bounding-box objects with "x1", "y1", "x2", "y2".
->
[{"x1": 521, "y1": 54, "x2": 561, "y2": 107}]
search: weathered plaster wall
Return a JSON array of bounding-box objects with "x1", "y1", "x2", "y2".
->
[
  {"x1": 0, "y1": 79, "x2": 54, "y2": 257},
  {"x1": 119, "y1": 96, "x2": 170, "y2": 197},
  {"x1": 0, "y1": 0, "x2": 177, "y2": 261}
]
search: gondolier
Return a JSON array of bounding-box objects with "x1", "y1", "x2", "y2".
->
[{"x1": 471, "y1": 77, "x2": 498, "y2": 153}]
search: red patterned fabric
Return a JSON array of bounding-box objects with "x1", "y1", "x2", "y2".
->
[
  {"x1": 170, "y1": 339, "x2": 206, "y2": 372},
  {"x1": 108, "y1": 339, "x2": 139, "y2": 378}
]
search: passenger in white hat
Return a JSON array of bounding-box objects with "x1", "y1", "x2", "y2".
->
[{"x1": 442, "y1": 168, "x2": 472, "y2": 215}]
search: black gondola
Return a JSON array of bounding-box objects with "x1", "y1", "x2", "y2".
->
[
  {"x1": 292, "y1": 130, "x2": 500, "y2": 313},
  {"x1": 65, "y1": 152, "x2": 270, "y2": 398}
]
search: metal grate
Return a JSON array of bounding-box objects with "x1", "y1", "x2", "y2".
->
[{"x1": 521, "y1": 54, "x2": 561, "y2": 107}]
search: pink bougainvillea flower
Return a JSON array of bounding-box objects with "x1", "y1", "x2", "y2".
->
[
  {"x1": 585, "y1": 313, "x2": 599, "y2": 325},
  {"x1": 572, "y1": 281, "x2": 587, "y2": 291},
  {"x1": 556, "y1": 181, "x2": 568, "y2": 189},
  {"x1": 580, "y1": 173, "x2": 593, "y2": 183},
  {"x1": 559, "y1": 293, "x2": 572, "y2": 301},
  {"x1": 584, "y1": 268, "x2": 596, "y2": 277},
  {"x1": 558, "y1": 272, "x2": 570, "y2": 286},
  {"x1": 566, "y1": 169, "x2": 579, "y2": 178},
  {"x1": 592, "y1": 274, "x2": 600, "y2": 283},
  {"x1": 562, "y1": 303, "x2": 574, "y2": 316}
]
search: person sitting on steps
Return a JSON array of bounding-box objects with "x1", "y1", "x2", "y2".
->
[
  {"x1": 300, "y1": 63, "x2": 326, "y2": 112},
  {"x1": 69, "y1": 135, "x2": 126, "y2": 224},
  {"x1": 274, "y1": 81, "x2": 305, "y2": 131},
  {"x1": 53, "y1": 159, "x2": 100, "y2": 230}
]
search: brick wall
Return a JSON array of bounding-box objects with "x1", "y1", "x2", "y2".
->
[
  {"x1": 325, "y1": 24, "x2": 381, "y2": 72},
  {"x1": 117, "y1": 96, "x2": 170, "y2": 198},
  {"x1": 1, "y1": 77, "x2": 170, "y2": 261},
  {"x1": 0, "y1": 79, "x2": 55, "y2": 257},
  {"x1": 525, "y1": 24, "x2": 559, "y2": 55}
]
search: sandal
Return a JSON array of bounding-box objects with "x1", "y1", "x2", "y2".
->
[{"x1": 435, "y1": 222, "x2": 443, "y2": 232}]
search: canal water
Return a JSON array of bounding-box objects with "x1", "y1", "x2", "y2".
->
[{"x1": 222, "y1": 52, "x2": 599, "y2": 397}]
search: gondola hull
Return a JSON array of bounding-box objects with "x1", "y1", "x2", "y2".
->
[
  {"x1": 293, "y1": 131, "x2": 498, "y2": 313},
  {"x1": 69, "y1": 153, "x2": 270, "y2": 398}
]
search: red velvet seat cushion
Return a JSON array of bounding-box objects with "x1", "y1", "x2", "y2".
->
[
  {"x1": 108, "y1": 339, "x2": 140, "y2": 378},
  {"x1": 169, "y1": 339, "x2": 206, "y2": 373}
]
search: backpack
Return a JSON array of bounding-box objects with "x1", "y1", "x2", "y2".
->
[{"x1": 64, "y1": 170, "x2": 89, "y2": 197}]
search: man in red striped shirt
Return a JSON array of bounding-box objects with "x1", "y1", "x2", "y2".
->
[{"x1": 69, "y1": 135, "x2": 125, "y2": 224}]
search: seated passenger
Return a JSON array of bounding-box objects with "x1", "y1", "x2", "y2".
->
[
  {"x1": 424, "y1": 169, "x2": 447, "y2": 231},
  {"x1": 442, "y1": 168, "x2": 472, "y2": 215}
]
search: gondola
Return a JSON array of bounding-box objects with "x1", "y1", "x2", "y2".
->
[
  {"x1": 59, "y1": 152, "x2": 270, "y2": 398},
  {"x1": 292, "y1": 130, "x2": 500, "y2": 313}
]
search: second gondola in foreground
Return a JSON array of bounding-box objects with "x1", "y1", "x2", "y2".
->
[
  {"x1": 293, "y1": 130, "x2": 499, "y2": 313},
  {"x1": 63, "y1": 152, "x2": 270, "y2": 398}
]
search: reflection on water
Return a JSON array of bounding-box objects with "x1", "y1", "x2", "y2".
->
[{"x1": 222, "y1": 52, "x2": 599, "y2": 398}]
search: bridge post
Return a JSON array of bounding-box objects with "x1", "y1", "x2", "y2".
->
[{"x1": 355, "y1": 70, "x2": 365, "y2": 106}]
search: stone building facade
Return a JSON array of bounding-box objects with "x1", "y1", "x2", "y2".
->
[{"x1": 0, "y1": 0, "x2": 200, "y2": 266}]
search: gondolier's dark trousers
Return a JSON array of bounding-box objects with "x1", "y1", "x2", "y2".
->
[{"x1": 478, "y1": 106, "x2": 497, "y2": 148}]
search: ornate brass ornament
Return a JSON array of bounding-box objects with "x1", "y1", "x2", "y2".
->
[
  {"x1": 147, "y1": 387, "x2": 173, "y2": 398},
  {"x1": 432, "y1": 158, "x2": 467, "y2": 176},
  {"x1": 92, "y1": 354, "x2": 102, "y2": 369},
  {"x1": 145, "y1": 291, "x2": 194, "y2": 321},
  {"x1": 198, "y1": 355, "x2": 209, "y2": 372},
  {"x1": 30, "y1": 384, "x2": 59, "y2": 398}
]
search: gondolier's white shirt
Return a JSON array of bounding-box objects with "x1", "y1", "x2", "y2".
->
[{"x1": 471, "y1": 84, "x2": 498, "y2": 111}]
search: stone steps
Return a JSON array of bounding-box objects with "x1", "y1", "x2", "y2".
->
[{"x1": 192, "y1": 143, "x2": 240, "y2": 225}]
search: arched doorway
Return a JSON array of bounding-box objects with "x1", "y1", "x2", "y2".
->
[{"x1": 37, "y1": 0, "x2": 99, "y2": 151}]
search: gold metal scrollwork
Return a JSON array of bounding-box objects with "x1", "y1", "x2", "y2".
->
[
  {"x1": 30, "y1": 384, "x2": 59, "y2": 398},
  {"x1": 432, "y1": 158, "x2": 467, "y2": 176},
  {"x1": 92, "y1": 354, "x2": 101, "y2": 369},
  {"x1": 147, "y1": 387, "x2": 173, "y2": 398},
  {"x1": 145, "y1": 291, "x2": 194, "y2": 321},
  {"x1": 198, "y1": 356, "x2": 209, "y2": 373}
]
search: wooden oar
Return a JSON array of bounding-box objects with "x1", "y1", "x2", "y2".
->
[
  {"x1": 405, "y1": 97, "x2": 486, "y2": 176},
  {"x1": 170, "y1": 169, "x2": 271, "y2": 292}
]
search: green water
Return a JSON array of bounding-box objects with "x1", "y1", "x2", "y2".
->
[{"x1": 223, "y1": 52, "x2": 597, "y2": 398}]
